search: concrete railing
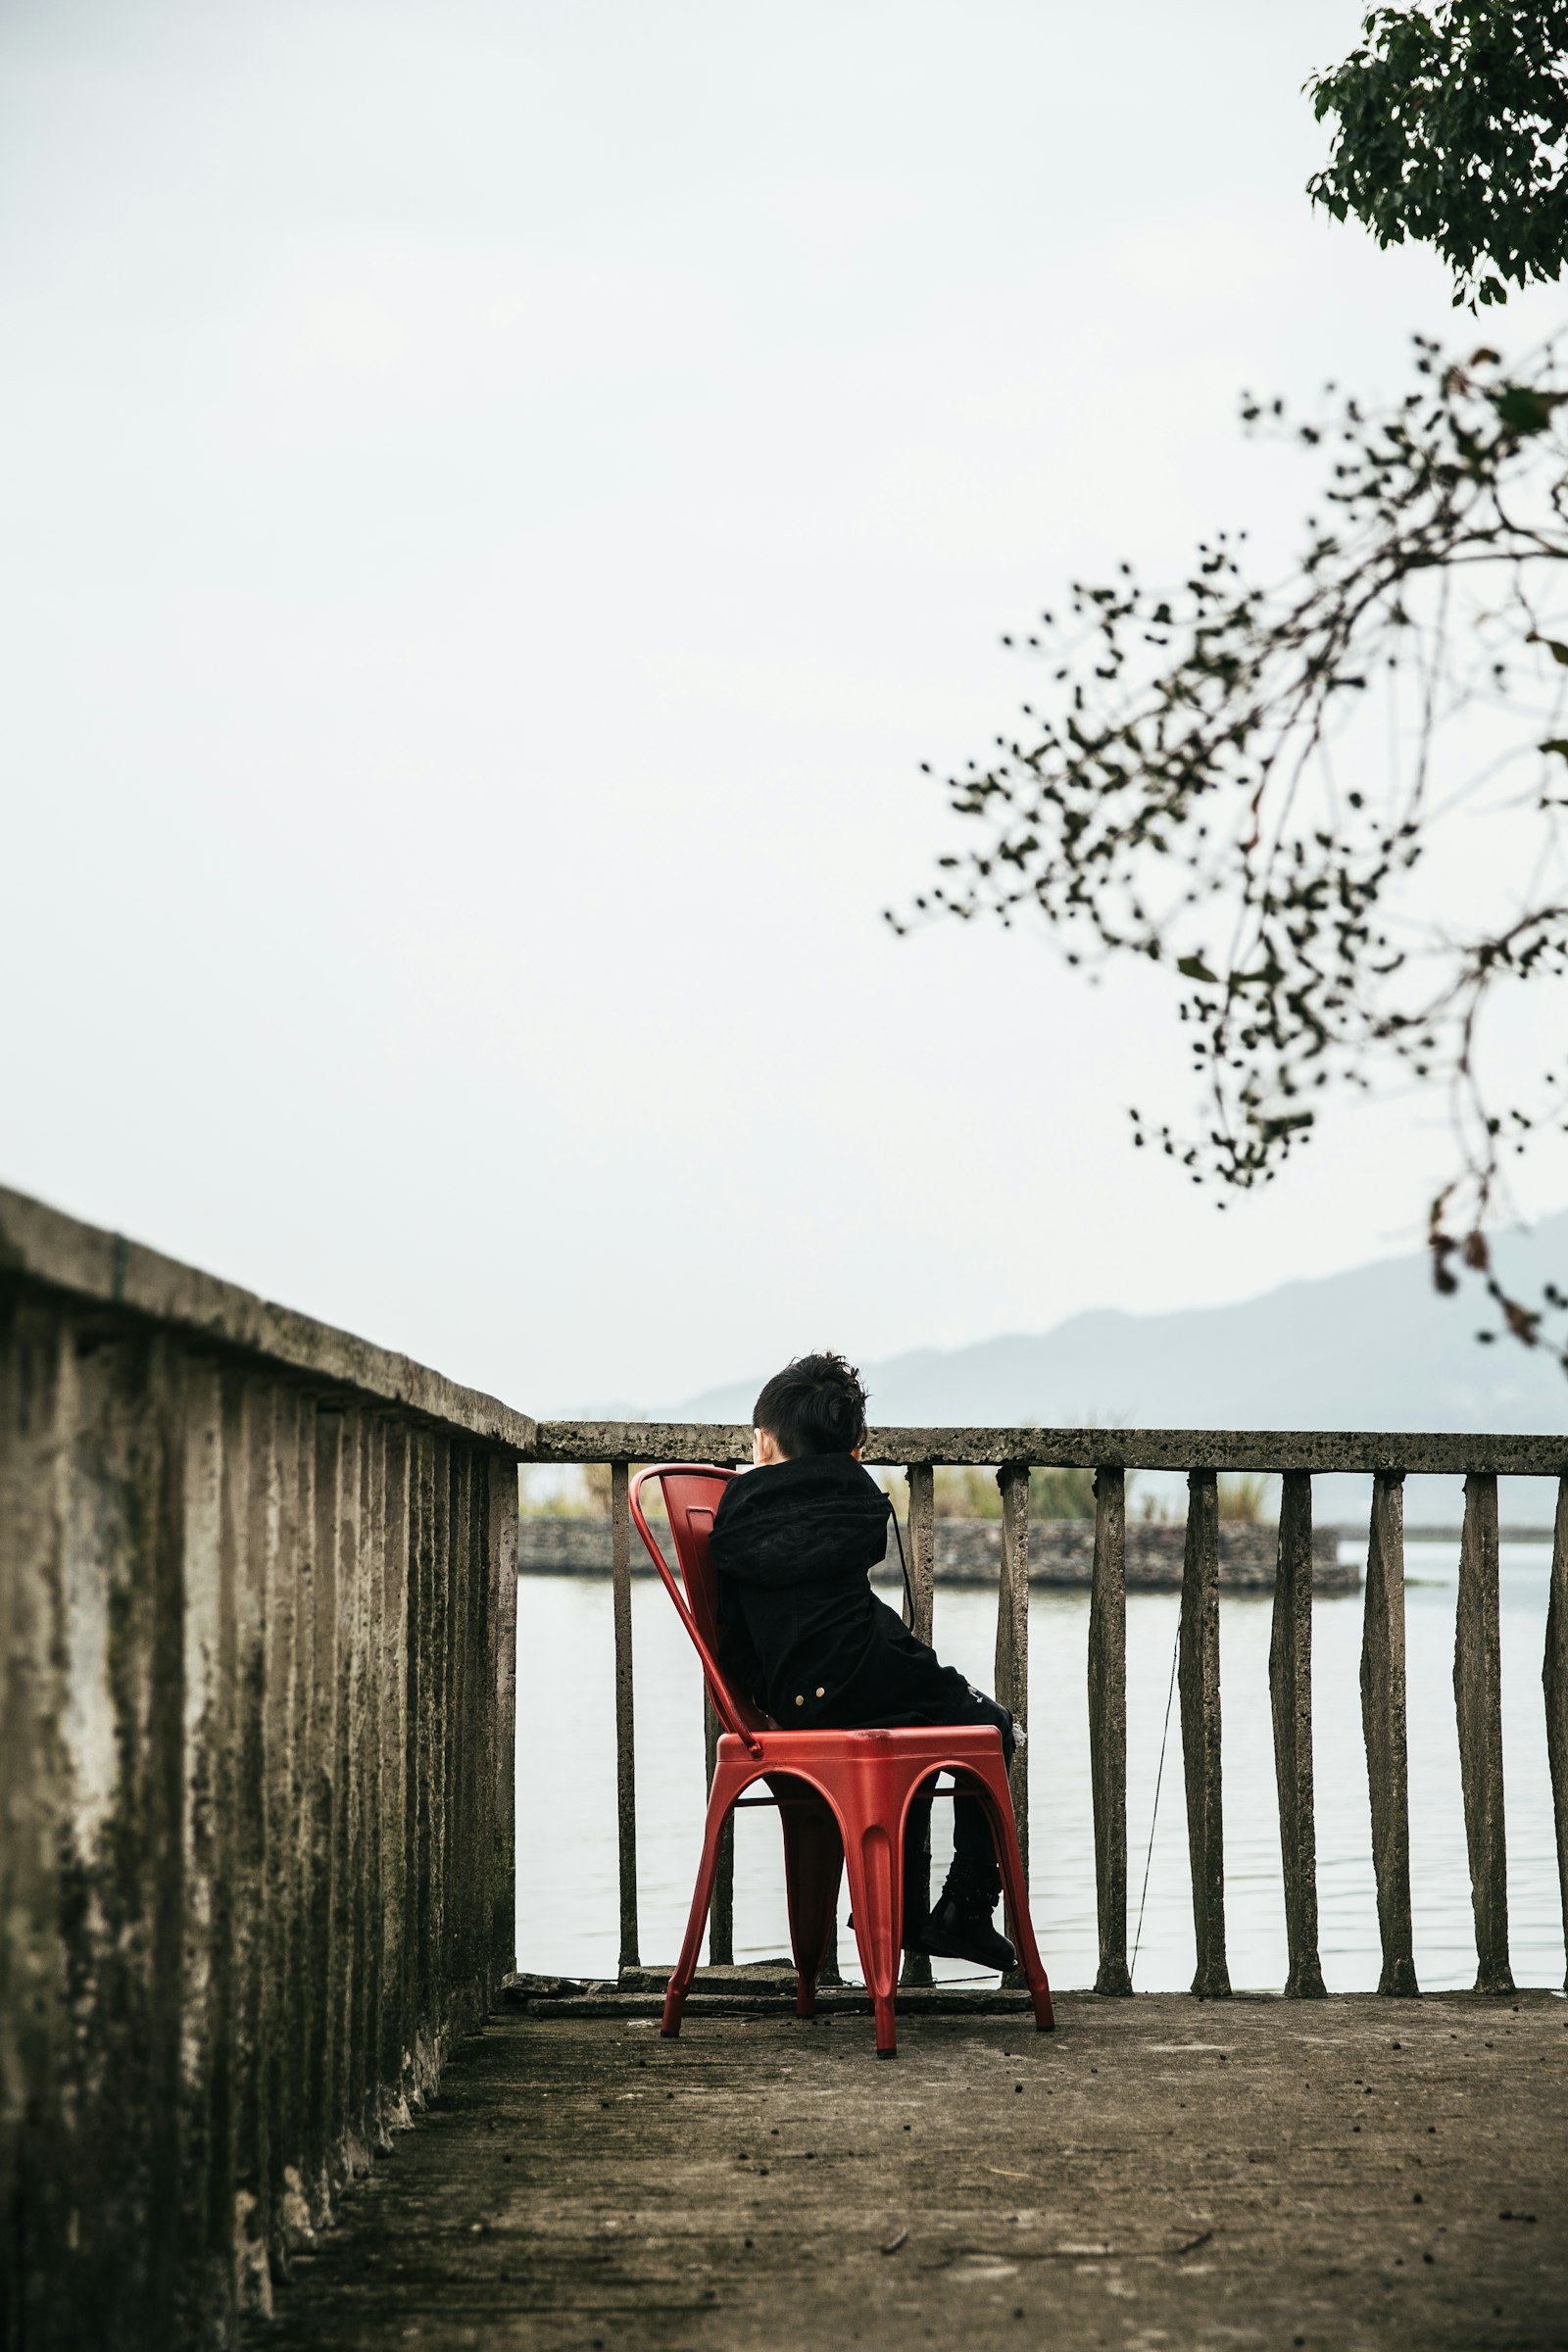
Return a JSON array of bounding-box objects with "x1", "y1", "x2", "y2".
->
[
  {"x1": 0, "y1": 1188, "x2": 524, "y2": 2352},
  {"x1": 527, "y1": 1419, "x2": 1568, "y2": 2007}
]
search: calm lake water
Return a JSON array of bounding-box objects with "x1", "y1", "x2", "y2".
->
[{"x1": 514, "y1": 1542, "x2": 1566, "y2": 1993}]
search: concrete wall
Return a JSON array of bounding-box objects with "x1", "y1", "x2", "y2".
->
[{"x1": 0, "y1": 1188, "x2": 521, "y2": 2351}]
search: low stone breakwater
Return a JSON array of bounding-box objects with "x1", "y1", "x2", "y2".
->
[{"x1": 518, "y1": 1513, "x2": 1358, "y2": 1592}]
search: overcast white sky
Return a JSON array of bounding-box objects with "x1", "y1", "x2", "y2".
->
[{"x1": 4, "y1": 0, "x2": 1566, "y2": 1411}]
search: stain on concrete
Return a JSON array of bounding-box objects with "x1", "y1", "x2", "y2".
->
[{"x1": 254, "y1": 1995, "x2": 1568, "y2": 2352}]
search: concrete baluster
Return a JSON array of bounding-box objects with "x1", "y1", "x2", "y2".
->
[
  {"x1": 899, "y1": 1462, "x2": 937, "y2": 1991},
  {"x1": 995, "y1": 1461, "x2": 1031, "y2": 1864},
  {"x1": 1361, "y1": 1471, "x2": 1418, "y2": 1996},
  {"x1": 611, "y1": 1461, "x2": 640, "y2": 1976},
  {"x1": 1270, "y1": 1469, "x2": 1325, "y2": 1998},
  {"x1": 409, "y1": 1429, "x2": 436, "y2": 2088},
  {"x1": 273, "y1": 1396, "x2": 308, "y2": 2247},
  {"x1": 1180, "y1": 1468, "x2": 1230, "y2": 1999},
  {"x1": 428, "y1": 1437, "x2": 453, "y2": 2074},
  {"x1": 176, "y1": 1354, "x2": 229, "y2": 2337},
  {"x1": 266, "y1": 1389, "x2": 307, "y2": 2259},
  {"x1": 340, "y1": 1408, "x2": 371, "y2": 2174},
  {"x1": 468, "y1": 1446, "x2": 492, "y2": 2007},
  {"x1": 704, "y1": 1690, "x2": 736, "y2": 1966},
  {"x1": 446, "y1": 1444, "x2": 472, "y2": 2027},
  {"x1": 226, "y1": 1375, "x2": 272, "y2": 2314},
  {"x1": 1455, "y1": 1471, "x2": 1514, "y2": 1994},
  {"x1": 306, "y1": 1407, "x2": 342, "y2": 2218},
  {"x1": 1089, "y1": 1464, "x2": 1132, "y2": 1994},
  {"x1": 357, "y1": 1417, "x2": 386, "y2": 2154},
  {"x1": 380, "y1": 1424, "x2": 413, "y2": 2123},
  {"x1": 490, "y1": 1452, "x2": 519, "y2": 1984},
  {"x1": 1546, "y1": 1475, "x2": 1568, "y2": 1993},
  {"x1": 0, "y1": 1303, "x2": 72, "y2": 2352}
]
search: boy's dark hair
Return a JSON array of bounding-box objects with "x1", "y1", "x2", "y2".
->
[{"x1": 753, "y1": 1351, "x2": 868, "y2": 1457}]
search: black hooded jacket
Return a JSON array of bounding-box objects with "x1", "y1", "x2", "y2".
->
[{"x1": 710, "y1": 1451, "x2": 972, "y2": 1730}]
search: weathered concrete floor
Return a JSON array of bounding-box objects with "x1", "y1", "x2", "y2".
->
[{"x1": 253, "y1": 1991, "x2": 1568, "y2": 2352}]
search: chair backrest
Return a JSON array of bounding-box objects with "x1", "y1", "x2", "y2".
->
[{"x1": 629, "y1": 1464, "x2": 767, "y2": 1750}]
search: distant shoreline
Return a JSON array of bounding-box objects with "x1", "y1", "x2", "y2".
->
[{"x1": 517, "y1": 1513, "x2": 1377, "y2": 1592}]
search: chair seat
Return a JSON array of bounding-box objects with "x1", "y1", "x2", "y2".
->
[{"x1": 723, "y1": 1723, "x2": 1021, "y2": 1765}]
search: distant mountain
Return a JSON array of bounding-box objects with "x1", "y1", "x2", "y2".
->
[{"x1": 674, "y1": 1211, "x2": 1568, "y2": 1525}]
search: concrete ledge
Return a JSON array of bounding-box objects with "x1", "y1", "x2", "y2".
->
[
  {"x1": 0, "y1": 1182, "x2": 536, "y2": 1454},
  {"x1": 530, "y1": 1415, "x2": 1568, "y2": 1475},
  {"x1": 507, "y1": 1986, "x2": 1057, "y2": 2021}
]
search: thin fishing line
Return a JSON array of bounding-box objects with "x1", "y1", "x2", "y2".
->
[{"x1": 1131, "y1": 1609, "x2": 1181, "y2": 1986}]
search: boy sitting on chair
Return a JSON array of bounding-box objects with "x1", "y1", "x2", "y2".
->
[{"x1": 709, "y1": 1349, "x2": 1019, "y2": 1973}]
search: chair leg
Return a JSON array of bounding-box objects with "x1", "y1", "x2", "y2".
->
[
  {"x1": 662, "y1": 1760, "x2": 748, "y2": 2039},
  {"x1": 973, "y1": 1767, "x2": 1054, "y2": 2033},
  {"x1": 777, "y1": 1794, "x2": 844, "y2": 2018},
  {"x1": 841, "y1": 1811, "x2": 904, "y2": 2058}
]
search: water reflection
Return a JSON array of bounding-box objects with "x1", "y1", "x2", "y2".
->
[{"x1": 514, "y1": 1543, "x2": 1565, "y2": 1992}]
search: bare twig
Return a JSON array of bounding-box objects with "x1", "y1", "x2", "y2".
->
[{"x1": 896, "y1": 339, "x2": 1568, "y2": 1367}]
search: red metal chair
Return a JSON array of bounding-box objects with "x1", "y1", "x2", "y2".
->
[{"x1": 629, "y1": 1463, "x2": 1054, "y2": 2059}]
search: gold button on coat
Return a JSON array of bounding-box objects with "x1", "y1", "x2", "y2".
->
[
  {"x1": 815, "y1": 1686, "x2": 825, "y2": 1697},
  {"x1": 795, "y1": 1694, "x2": 805, "y2": 1706}
]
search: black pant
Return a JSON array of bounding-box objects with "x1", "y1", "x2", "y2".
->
[
  {"x1": 899, "y1": 1689, "x2": 1014, "y2": 1892},
  {"x1": 810, "y1": 1597, "x2": 1015, "y2": 1898}
]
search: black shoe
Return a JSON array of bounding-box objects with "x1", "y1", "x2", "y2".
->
[
  {"x1": 906, "y1": 1850, "x2": 1016, "y2": 1972},
  {"x1": 909, "y1": 1887, "x2": 1015, "y2": 1973}
]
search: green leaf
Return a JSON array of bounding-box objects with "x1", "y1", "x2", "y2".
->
[
  {"x1": 1540, "y1": 738, "x2": 1568, "y2": 760},
  {"x1": 1529, "y1": 635, "x2": 1568, "y2": 667},
  {"x1": 1177, "y1": 954, "x2": 1220, "y2": 984},
  {"x1": 1492, "y1": 385, "x2": 1566, "y2": 436}
]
